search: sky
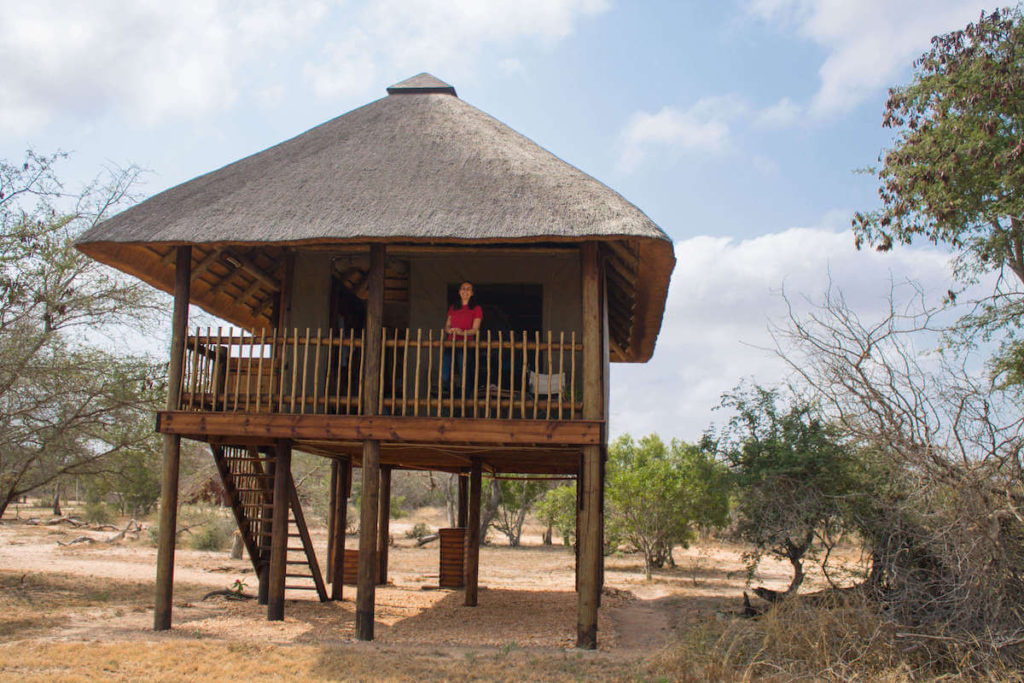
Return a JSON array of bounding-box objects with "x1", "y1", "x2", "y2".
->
[{"x1": 0, "y1": 0, "x2": 1002, "y2": 441}]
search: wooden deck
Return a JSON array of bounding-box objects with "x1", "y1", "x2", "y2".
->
[
  {"x1": 177, "y1": 327, "x2": 585, "y2": 421},
  {"x1": 164, "y1": 326, "x2": 597, "y2": 474}
]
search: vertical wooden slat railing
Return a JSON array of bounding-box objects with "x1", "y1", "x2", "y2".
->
[{"x1": 177, "y1": 327, "x2": 584, "y2": 419}]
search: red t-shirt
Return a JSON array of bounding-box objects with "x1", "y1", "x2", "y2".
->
[{"x1": 447, "y1": 304, "x2": 482, "y2": 338}]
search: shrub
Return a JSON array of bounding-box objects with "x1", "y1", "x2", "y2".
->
[
  {"x1": 187, "y1": 516, "x2": 235, "y2": 551},
  {"x1": 655, "y1": 594, "x2": 1019, "y2": 680},
  {"x1": 84, "y1": 502, "x2": 115, "y2": 526},
  {"x1": 404, "y1": 522, "x2": 431, "y2": 541}
]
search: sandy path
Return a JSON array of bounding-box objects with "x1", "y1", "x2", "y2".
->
[{"x1": 0, "y1": 517, "x2": 864, "y2": 654}]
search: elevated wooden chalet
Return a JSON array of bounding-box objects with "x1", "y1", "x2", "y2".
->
[{"x1": 76, "y1": 73, "x2": 674, "y2": 649}]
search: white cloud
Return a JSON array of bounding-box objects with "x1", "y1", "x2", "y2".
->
[
  {"x1": 618, "y1": 95, "x2": 747, "y2": 171},
  {"x1": 0, "y1": 0, "x2": 606, "y2": 133},
  {"x1": 609, "y1": 220, "x2": 957, "y2": 441},
  {"x1": 498, "y1": 58, "x2": 526, "y2": 77},
  {"x1": 0, "y1": 0, "x2": 328, "y2": 133},
  {"x1": 751, "y1": 154, "x2": 780, "y2": 176},
  {"x1": 303, "y1": 0, "x2": 610, "y2": 99},
  {"x1": 746, "y1": 0, "x2": 993, "y2": 117},
  {"x1": 754, "y1": 96, "x2": 802, "y2": 128}
]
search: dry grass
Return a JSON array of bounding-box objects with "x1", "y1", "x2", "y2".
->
[
  {"x1": 655, "y1": 594, "x2": 1024, "y2": 682},
  {"x1": 0, "y1": 640, "x2": 652, "y2": 682},
  {"x1": 5, "y1": 511, "x2": 1014, "y2": 681}
]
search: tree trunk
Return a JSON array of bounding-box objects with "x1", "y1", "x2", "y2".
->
[
  {"x1": 543, "y1": 524, "x2": 553, "y2": 545},
  {"x1": 479, "y1": 479, "x2": 500, "y2": 540},
  {"x1": 785, "y1": 531, "x2": 814, "y2": 595},
  {"x1": 443, "y1": 473, "x2": 458, "y2": 527},
  {"x1": 52, "y1": 484, "x2": 61, "y2": 516}
]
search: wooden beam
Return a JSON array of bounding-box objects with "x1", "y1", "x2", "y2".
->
[
  {"x1": 154, "y1": 245, "x2": 191, "y2": 632},
  {"x1": 330, "y1": 458, "x2": 349, "y2": 600},
  {"x1": 257, "y1": 446, "x2": 274, "y2": 605},
  {"x1": 356, "y1": 244, "x2": 385, "y2": 641},
  {"x1": 327, "y1": 461, "x2": 338, "y2": 584},
  {"x1": 464, "y1": 458, "x2": 482, "y2": 606},
  {"x1": 224, "y1": 248, "x2": 280, "y2": 290},
  {"x1": 457, "y1": 473, "x2": 468, "y2": 528},
  {"x1": 377, "y1": 465, "x2": 392, "y2": 585},
  {"x1": 191, "y1": 248, "x2": 224, "y2": 279},
  {"x1": 577, "y1": 242, "x2": 602, "y2": 650},
  {"x1": 605, "y1": 239, "x2": 638, "y2": 273},
  {"x1": 267, "y1": 440, "x2": 291, "y2": 621},
  {"x1": 156, "y1": 412, "x2": 603, "y2": 446}
]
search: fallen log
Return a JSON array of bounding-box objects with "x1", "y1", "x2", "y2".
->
[
  {"x1": 45, "y1": 516, "x2": 87, "y2": 527},
  {"x1": 201, "y1": 589, "x2": 255, "y2": 601},
  {"x1": 57, "y1": 536, "x2": 95, "y2": 546},
  {"x1": 416, "y1": 533, "x2": 439, "y2": 547}
]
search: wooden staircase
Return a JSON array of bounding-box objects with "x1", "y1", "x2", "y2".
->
[{"x1": 211, "y1": 445, "x2": 327, "y2": 601}]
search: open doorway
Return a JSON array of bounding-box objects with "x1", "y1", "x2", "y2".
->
[{"x1": 446, "y1": 282, "x2": 542, "y2": 335}]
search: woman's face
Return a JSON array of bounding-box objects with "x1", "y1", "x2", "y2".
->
[{"x1": 459, "y1": 282, "x2": 474, "y2": 302}]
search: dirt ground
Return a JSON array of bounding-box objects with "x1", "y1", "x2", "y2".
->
[{"x1": 0, "y1": 505, "x2": 864, "y2": 681}]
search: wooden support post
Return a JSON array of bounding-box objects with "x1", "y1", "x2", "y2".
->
[
  {"x1": 577, "y1": 242, "x2": 603, "y2": 650},
  {"x1": 575, "y1": 456, "x2": 583, "y2": 593},
  {"x1": 154, "y1": 245, "x2": 191, "y2": 631},
  {"x1": 464, "y1": 459, "x2": 482, "y2": 607},
  {"x1": 267, "y1": 439, "x2": 291, "y2": 621},
  {"x1": 257, "y1": 446, "x2": 274, "y2": 605},
  {"x1": 327, "y1": 461, "x2": 338, "y2": 584},
  {"x1": 377, "y1": 465, "x2": 392, "y2": 585},
  {"x1": 457, "y1": 473, "x2": 469, "y2": 528},
  {"x1": 330, "y1": 459, "x2": 349, "y2": 600},
  {"x1": 356, "y1": 244, "x2": 385, "y2": 641}
]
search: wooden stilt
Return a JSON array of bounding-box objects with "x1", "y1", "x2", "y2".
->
[
  {"x1": 267, "y1": 439, "x2": 291, "y2": 621},
  {"x1": 330, "y1": 459, "x2": 349, "y2": 600},
  {"x1": 327, "y1": 461, "x2": 339, "y2": 584},
  {"x1": 457, "y1": 473, "x2": 469, "y2": 528},
  {"x1": 356, "y1": 440, "x2": 380, "y2": 638},
  {"x1": 464, "y1": 459, "x2": 482, "y2": 607},
  {"x1": 356, "y1": 244, "x2": 385, "y2": 641},
  {"x1": 154, "y1": 245, "x2": 191, "y2": 632},
  {"x1": 577, "y1": 242, "x2": 603, "y2": 650},
  {"x1": 377, "y1": 465, "x2": 392, "y2": 585},
  {"x1": 575, "y1": 456, "x2": 583, "y2": 593},
  {"x1": 257, "y1": 446, "x2": 274, "y2": 605}
]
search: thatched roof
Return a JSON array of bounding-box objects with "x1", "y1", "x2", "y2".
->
[{"x1": 77, "y1": 74, "x2": 674, "y2": 362}]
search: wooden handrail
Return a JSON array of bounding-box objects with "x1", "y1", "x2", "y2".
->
[{"x1": 177, "y1": 327, "x2": 583, "y2": 420}]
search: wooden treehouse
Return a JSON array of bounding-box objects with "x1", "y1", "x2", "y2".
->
[{"x1": 76, "y1": 74, "x2": 674, "y2": 649}]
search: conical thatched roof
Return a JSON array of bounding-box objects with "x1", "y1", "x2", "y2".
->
[{"x1": 77, "y1": 74, "x2": 674, "y2": 362}]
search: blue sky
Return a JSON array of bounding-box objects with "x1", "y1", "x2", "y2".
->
[{"x1": 0, "y1": 0, "x2": 1001, "y2": 440}]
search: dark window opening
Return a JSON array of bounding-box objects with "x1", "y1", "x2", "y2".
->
[{"x1": 446, "y1": 283, "x2": 543, "y2": 334}]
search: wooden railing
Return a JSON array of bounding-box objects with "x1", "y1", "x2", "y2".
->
[{"x1": 177, "y1": 327, "x2": 583, "y2": 420}]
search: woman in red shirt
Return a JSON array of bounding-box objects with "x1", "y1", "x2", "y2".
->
[{"x1": 442, "y1": 281, "x2": 483, "y2": 393}]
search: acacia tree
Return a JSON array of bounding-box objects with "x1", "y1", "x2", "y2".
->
[
  {"x1": 492, "y1": 475, "x2": 547, "y2": 546},
  {"x1": 0, "y1": 152, "x2": 163, "y2": 517},
  {"x1": 773, "y1": 284, "x2": 1024, "y2": 644},
  {"x1": 535, "y1": 483, "x2": 576, "y2": 546},
  {"x1": 606, "y1": 434, "x2": 730, "y2": 580},
  {"x1": 710, "y1": 384, "x2": 853, "y2": 595},
  {"x1": 853, "y1": 7, "x2": 1024, "y2": 375}
]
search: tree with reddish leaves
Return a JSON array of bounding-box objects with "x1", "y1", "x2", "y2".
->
[{"x1": 854, "y1": 7, "x2": 1024, "y2": 380}]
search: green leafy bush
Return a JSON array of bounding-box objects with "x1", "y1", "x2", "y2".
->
[
  {"x1": 84, "y1": 502, "x2": 115, "y2": 526},
  {"x1": 405, "y1": 522, "x2": 431, "y2": 540}
]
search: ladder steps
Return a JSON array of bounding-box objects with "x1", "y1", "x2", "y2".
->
[{"x1": 214, "y1": 444, "x2": 328, "y2": 603}]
